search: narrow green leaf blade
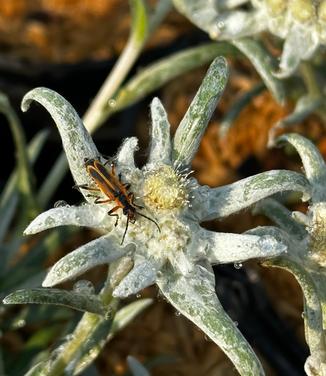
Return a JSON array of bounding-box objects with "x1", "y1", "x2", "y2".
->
[
  {"x1": 0, "y1": 93, "x2": 38, "y2": 219},
  {"x1": 130, "y1": 0, "x2": 148, "y2": 44},
  {"x1": 73, "y1": 299, "x2": 153, "y2": 375},
  {"x1": 110, "y1": 43, "x2": 237, "y2": 115},
  {"x1": 3, "y1": 288, "x2": 105, "y2": 315}
]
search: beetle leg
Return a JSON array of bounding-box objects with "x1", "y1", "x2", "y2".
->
[
  {"x1": 94, "y1": 197, "x2": 112, "y2": 204},
  {"x1": 73, "y1": 184, "x2": 100, "y2": 192},
  {"x1": 108, "y1": 206, "x2": 120, "y2": 226},
  {"x1": 129, "y1": 193, "x2": 143, "y2": 209},
  {"x1": 86, "y1": 194, "x2": 100, "y2": 199}
]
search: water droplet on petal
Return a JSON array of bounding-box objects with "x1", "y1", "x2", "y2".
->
[
  {"x1": 54, "y1": 200, "x2": 68, "y2": 208},
  {"x1": 108, "y1": 99, "x2": 116, "y2": 107},
  {"x1": 73, "y1": 280, "x2": 95, "y2": 295},
  {"x1": 175, "y1": 311, "x2": 181, "y2": 317},
  {"x1": 234, "y1": 262, "x2": 243, "y2": 269},
  {"x1": 136, "y1": 293, "x2": 142, "y2": 299},
  {"x1": 234, "y1": 321, "x2": 239, "y2": 326}
]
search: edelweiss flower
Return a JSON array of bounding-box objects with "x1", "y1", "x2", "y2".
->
[
  {"x1": 250, "y1": 133, "x2": 326, "y2": 376},
  {"x1": 21, "y1": 58, "x2": 312, "y2": 374},
  {"x1": 173, "y1": 0, "x2": 326, "y2": 77}
]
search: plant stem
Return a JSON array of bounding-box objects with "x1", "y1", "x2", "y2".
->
[{"x1": 300, "y1": 62, "x2": 321, "y2": 98}]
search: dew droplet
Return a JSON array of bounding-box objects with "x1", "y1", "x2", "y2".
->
[
  {"x1": 12, "y1": 319, "x2": 26, "y2": 329},
  {"x1": 54, "y1": 200, "x2": 68, "y2": 208},
  {"x1": 108, "y1": 99, "x2": 116, "y2": 107},
  {"x1": 301, "y1": 312, "x2": 306, "y2": 319},
  {"x1": 136, "y1": 293, "x2": 142, "y2": 299},
  {"x1": 63, "y1": 334, "x2": 74, "y2": 342},
  {"x1": 73, "y1": 280, "x2": 95, "y2": 295},
  {"x1": 234, "y1": 321, "x2": 239, "y2": 326},
  {"x1": 175, "y1": 311, "x2": 181, "y2": 317},
  {"x1": 234, "y1": 262, "x2": 243, "y2": 269},
  {"x1": 217, "y1": 21, "x2": 225, "y2": 29}
]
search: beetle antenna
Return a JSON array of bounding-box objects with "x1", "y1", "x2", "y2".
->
[{"x1": 136, "y1": 212, "x2": 161, "y2": 233}]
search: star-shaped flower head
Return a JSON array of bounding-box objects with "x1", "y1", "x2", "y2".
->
[
  {"x1": 250, "y1": 133, "x2": 326, "y2": 376},
  {"x1": 173, "y1": 0, "x2": 326, "y2": 77},
  {"x1": 21, "y1": 58, "x2": 312, "y2": 375}
]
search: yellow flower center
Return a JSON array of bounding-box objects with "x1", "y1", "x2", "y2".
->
[{"x1": 143, "y1": 165, "x2": 189, "y2": 210}]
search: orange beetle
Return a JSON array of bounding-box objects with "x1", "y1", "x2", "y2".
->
[{"x1": 77, "y1": 158, "x2": 160, "y2": 244}]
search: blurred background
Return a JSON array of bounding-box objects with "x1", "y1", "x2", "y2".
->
[{"x1": 0, "y1": 1, "x2": 325, "y2": 375}]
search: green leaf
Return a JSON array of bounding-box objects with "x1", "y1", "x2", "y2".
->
[
  {"x1": 0, "y1": 130, "x2": 48, "y2": 265},
  {"x1": 0, "y1": 93, "x2": 39, "y2": 219},
  {"x1": 3, "y1": 288, "x2": 106, "y2": 315},
  {"x1": 231, "y1": 39, "x2": 285, "y2": 104},
  {"x1": 109, "y1": 42, "x2": 237, "y2": 116},
  {"x1": 73, "y1": 299, "x2": 153, "y2": 375},
  {"x1": 158, "y1": 265, "x2": 265, "y2": 376},
  {"x1": 130, "y1": 0, "x2": 148, "y2": 44},
  {"x1": 172, "y1": 56, "x2": 229, "y2": 168}
]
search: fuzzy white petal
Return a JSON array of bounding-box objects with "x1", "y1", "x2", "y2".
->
[
  {"x1": 157, "y1": 264, "x2": 264, "y2": 375},
  {"x1": 170, "y1": 250, "x2": 195, "y2": 275},
  {"x1": 112, "y1": 260, "x2": 157, "y2": 298},
  {"x1": 148, "y1": 98, "x2": 172, "y2": 165},
  {"x1": 275, "y1": 25, "x2": 319, "y2": 78},
  {"x1": 21, "y1": 88, "x2": 99, "y2": 193},
  {"x1": 116, "y1": 137, "x2": 138, "y2": 169},
  {"x1": 172, "y1": 57, "x2": 228, "y2": 168},
  {"x1": 210, "y1": 11, "x2": 263, "y2": 40},
  {"x1": 193, "y1": 170, "x2": 311, "y2": 221},
  {"x1": 198, "y1": 229, "x2": 286, "y2": 264},
  {"x1": 43, "y1": 234, "x2": 128, "y2": 287},
  {"x1": 24, "y1": 205, "x2": 109, "y2": 235}
]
